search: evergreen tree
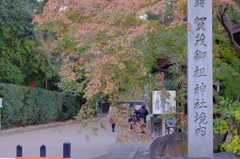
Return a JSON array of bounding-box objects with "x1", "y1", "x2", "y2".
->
[{"x1": 0, "y1": 0, "x2": 54, "y2": 85}]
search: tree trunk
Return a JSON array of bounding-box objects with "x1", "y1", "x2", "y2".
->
[{"x1": 217, "y1": 5, "x2": 240, "y2": 57}]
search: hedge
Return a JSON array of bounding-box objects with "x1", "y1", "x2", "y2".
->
[{"x1": 0, "y1": 84, "x2": 80, "y2": 129}]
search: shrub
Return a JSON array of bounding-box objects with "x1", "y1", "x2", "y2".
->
[
  {"x1": 0, "y1": 84, "x2": 80, "y2": 129},
  {"x1": 213, "y1": 97, "x2": 240, "y2": 156}
]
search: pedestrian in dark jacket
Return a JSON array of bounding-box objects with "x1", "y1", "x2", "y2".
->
[
  {"x1": 137, "y1": 103, "x2": 149, "y2": 133},
  {"x1": 137, "y1": 103, "x2": 149, "y2": 124},
  {"x1": 128, "y1": 103, "x2": 138, "y2": 129}
]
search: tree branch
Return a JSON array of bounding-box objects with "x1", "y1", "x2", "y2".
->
[{"x1": 217, "y1": 5, "x2": 240, "y2": 57}]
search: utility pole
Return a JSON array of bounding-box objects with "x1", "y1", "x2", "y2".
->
[
  {"x1": 161, "y1": 8, "x2": 166, "y2": 137},
  {"x1": 161, "y1": 72, "x2": 165, "y2": 136}
]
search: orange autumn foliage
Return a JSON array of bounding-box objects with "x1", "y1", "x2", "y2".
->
[{"x1": 33, "y1": 0, "x2": 238, "y2": 143}]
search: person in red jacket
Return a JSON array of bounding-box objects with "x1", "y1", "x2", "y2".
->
[{"x1": 108, "y1": 106, "x2": 116, "y2": 132}]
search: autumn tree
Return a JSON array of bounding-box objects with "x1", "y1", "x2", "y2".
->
[{"x1": 34, "y1": 0, "x2": 240, "y2": 145}]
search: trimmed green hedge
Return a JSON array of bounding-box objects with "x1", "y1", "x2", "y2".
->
[{"x1": 0, "y1": 84, "x2": 80, "y2": 129}]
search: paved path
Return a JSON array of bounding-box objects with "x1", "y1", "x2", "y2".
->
[{"x1": 0, "y1": 117, "x2": 151, "y2": 159}]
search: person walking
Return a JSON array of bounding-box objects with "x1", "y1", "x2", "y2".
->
[
  {"x1": 137, "y1": 103, "x2": 149, "y2": 133},
  {"x1": 108, "y1": 106, "x2": 116, "y2": 132},
  {"x1": 128, "y1": 103, "x2": 138, "y2": 130}
]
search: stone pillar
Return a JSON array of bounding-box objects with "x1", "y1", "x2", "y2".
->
[{"x1": 187, "y1": 0, "x2": 213, "y2": 158}]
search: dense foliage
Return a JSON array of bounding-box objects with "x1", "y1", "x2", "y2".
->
[
  {"x1": 0, "y1": 0, "x2": 55, "y2": 85},
  {"x1": 214, "y1": 97, "x2": 240, "y2": 155},
  {"x1": 0, "y1": 83, "x2": 80, "y2": 129}
]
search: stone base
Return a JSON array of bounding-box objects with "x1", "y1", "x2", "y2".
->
[{"x1": 160, "y1": 153, "x2": 239, "y2": 159}]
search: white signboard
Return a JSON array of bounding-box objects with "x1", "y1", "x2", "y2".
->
[
  {"x1": 152, "y1": 91, "x2": 176, "y2": 114},
  {"x1": 0, "y1": 98, "x2": 2, "y2": 108}
]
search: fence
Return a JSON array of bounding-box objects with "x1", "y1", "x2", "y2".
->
[{"x1": 0, "y1": 142, "x2": 71, "y2": 159}]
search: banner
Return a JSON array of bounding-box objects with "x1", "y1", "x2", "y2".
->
[{"x1": 152, "y1": 91, "x2": 176, "y2": 114}]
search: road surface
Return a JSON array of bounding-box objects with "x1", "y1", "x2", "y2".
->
[{"x1": 0, "y1": 118, "x2": 139, "y2": 159}]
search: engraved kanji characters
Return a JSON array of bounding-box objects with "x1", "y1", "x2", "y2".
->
[
  {"x1": 194, "y1": 50, "x2": 206, "y2": 62},
  {"x1": 195, "y1": 33, "x2": 207, "y2": 47},
  {"x1": 194, "y1": 98, "x2": 207, "y2": 109},
  {"x1": 194, "y1": 17, "x2": 207, "y2": 31},
  {"x1": 194, "y1": 83, "x2": 206, "y2": 96},
  {"x1": 194, "y1": 112, "x2": 208, "y2": 124},
  {"x1": 190, "y1": 0, "x2": 211, "y2": 138},
  {"x1": 193, "y1": 66, "x2": 207, "y2": 78},
  {"x1": 195, "y1": 125, "x2": 207, "y2": 136},
  {"x1": 194, "y1": 0, "x2": 206, "y2": 8},
  {"x1": 194, "y1": 112, "x2": 208, "y2": 136}
]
